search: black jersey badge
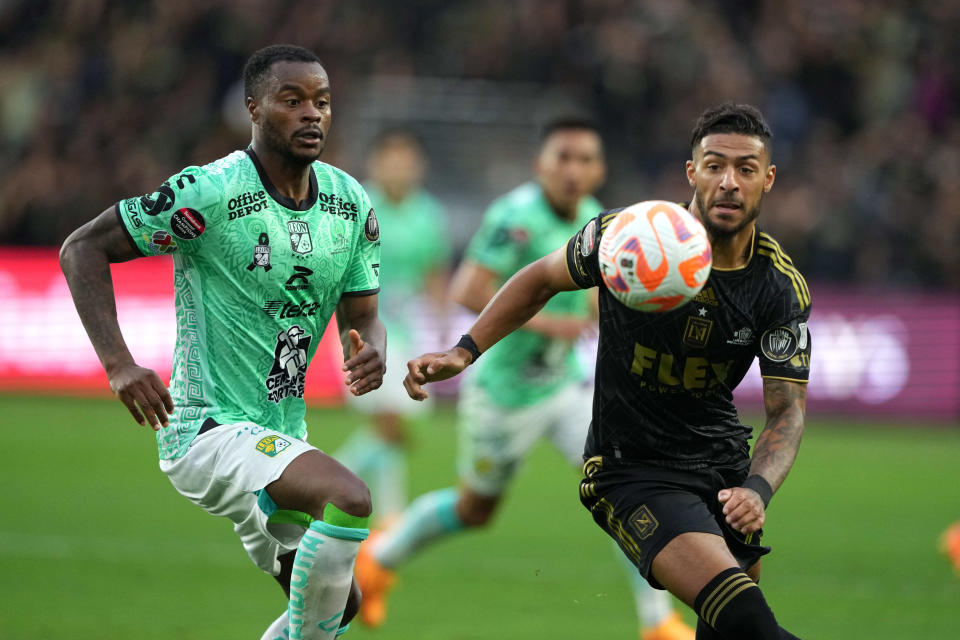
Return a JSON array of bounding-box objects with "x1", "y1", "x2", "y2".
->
[{"x1": 761, "y1": 326, "x2": 799, "y2": 362}]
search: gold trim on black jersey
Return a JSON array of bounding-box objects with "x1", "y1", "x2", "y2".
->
[{"x1": 757, "y1": 232, "x2": 810, "y2": 309}]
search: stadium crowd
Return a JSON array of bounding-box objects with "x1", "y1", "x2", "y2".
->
[{"x1": 1, "y1": 0, "x2": 957, "y2": 289}]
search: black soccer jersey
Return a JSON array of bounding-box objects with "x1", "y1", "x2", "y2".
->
[{"x1": 566, "y1": 209, "x2": 812, "y2": 469}]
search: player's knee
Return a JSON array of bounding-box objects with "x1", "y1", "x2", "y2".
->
[
  {"x1": 326, "y1": 475, "x2": 372, "y2": 520},
  {"x1": 456, "y1": 497, "x2": 498, "y2": 528},
  {"x1": 694, "y1": 568, "x2": 779, "y2": 640},
  {"x1": 459, "y1": 507, "x2": 494, "y2": 528}
]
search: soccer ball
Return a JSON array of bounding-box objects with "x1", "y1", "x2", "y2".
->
[{"x1": 598, "y1": 201, "x2": 712, "y2": 312}]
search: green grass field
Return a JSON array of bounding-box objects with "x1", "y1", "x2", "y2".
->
[{"x1": 1, "y1": 393, "x2": 958, "y2": 639}]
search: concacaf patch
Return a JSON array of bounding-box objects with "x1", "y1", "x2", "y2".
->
[
  {"x1": 364, "y1": 208, "x2": 380, "y2": 241},
  {"x1": 256, "y1": 434, "x2": 292, "y2": 457},
  {"x1": 170, "y1": 207, "x2": 205, "y2": 240},
  {"x1": 760, "y1": 326, "x2": 799, "y2": 362}
]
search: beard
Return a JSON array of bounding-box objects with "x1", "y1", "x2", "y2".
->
[
  {"x1": 260, "y1": 117, "x2": 324, "y2": 167},
  {"x1": 695, "y1": 189, "x2": 762, "y2": 240}
]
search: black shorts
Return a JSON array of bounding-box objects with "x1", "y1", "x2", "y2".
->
[{"x1": 579, "y1": 456, "x2": 771, "y2": 589}]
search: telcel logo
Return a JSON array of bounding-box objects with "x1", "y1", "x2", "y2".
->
[{"x1": 262, "y1": 301, "x2": 321, "y2": 319}]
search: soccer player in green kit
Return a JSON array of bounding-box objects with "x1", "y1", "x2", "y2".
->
[
  {"x1": 60, "y1": 45, "x2": 383, "y2": 640},
  {"x1": 337, "y1": 129, "x2": 450, "y2": 525},
  {"x1": 356, "y1": 118, "x2": 693, "y2": 639}
]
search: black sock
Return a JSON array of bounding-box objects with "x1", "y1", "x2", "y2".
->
[{"x1": 693, "y1": 568, "x2": 779, "y2": 640}]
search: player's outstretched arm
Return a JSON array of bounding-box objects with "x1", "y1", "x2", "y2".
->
[
  {"x1": 335, "y1": 294, "x2": 386, "y2": 396},
  {"x1": 60, "y1": 207, "x2": 174, "y2": 430},
  {"x1": 719, "y1": 379, "x2": 807, "y2": 533},
  {"x1": 450, "y1": 259, "x2": 594, "y2": 341},
  {"x1": 404, "y1": 245, "x2": 578, "y2": 400}
]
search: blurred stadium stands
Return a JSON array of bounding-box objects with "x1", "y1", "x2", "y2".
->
[{"x1": 0, "y1": 1, "x2": 957, "y2": 419}]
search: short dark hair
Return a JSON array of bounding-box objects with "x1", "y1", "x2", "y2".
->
[
  {"x1": 540, "y1": 116, "x2": 602, "y2": 143},
  {"x1": 242, "y1": 44, "x2": 323, "y2": 100},
  {"x1": 690, "y1": 102, "x2": 772, "y2": 156},
  {"x1": 369, "y1": 128, "x2": 425, "y2": 155}
]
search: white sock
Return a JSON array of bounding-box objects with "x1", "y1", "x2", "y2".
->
[
  {"x1": 611, "y1": 540, "x2": 672, "y2": 628},
  {"x1": 288, "y1": 520, "x2": 366, "y2": 639},
  {"x1": 372, "y1": 487, "x2": 463, "y2": 569},
  {"x1": 260, "y1": 612, "x2": 289, "y2": 640}
]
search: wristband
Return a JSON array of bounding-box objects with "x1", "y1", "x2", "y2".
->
[
  {"x1": 455, "y1": 333, "x2": 482, "y2": 364},
  {"x1": 742, "y1": 475, "x2": 773, "y2": 508}
]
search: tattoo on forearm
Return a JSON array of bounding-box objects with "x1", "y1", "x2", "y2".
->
[{"x1": 751, "y1": 379, "x2": 807, "y2": 492}]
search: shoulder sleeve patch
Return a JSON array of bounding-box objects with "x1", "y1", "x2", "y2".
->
[
  {"x1": 759, "y1": 325, "x2": 799, "y2": 362},
  {"x1": 364, "y1": 208, "x2": 380, "y2": 241}
]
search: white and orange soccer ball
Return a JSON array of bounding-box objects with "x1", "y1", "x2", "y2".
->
[{"x1": 598, "y1": 200, "x2": 712, "y2": 312}]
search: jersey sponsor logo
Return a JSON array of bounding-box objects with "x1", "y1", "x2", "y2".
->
[
  {"x1": 630, "y1": 504, "x2": 659, "y2": 540},
  {"x1": 140, "y1": 183, "x2": 175, "y2": 216},
  {"x1": 683, "y1": 316, "x2": 713, "y2": 348},
  {"x1": 631, "y1": 342, "x2": 733, "y2": 391},
  {"x1": 122, "y1": 198, "x2": 144, "y2": 229},
  {"x1": 247, "y1": 233, "x2": 272, "y2": 271},
  {"x1": 317, "y1": 192, "x2": 359, "y2": 221},
  {"x1": 265, "y1": 325, "x2": 312, "y2": 403},
  {"x1": 143, "y1": 230, "x2": 178, "y2": 254},
  {"x1": 580, "y1": 218, "x2": 598, "y2": 257},
  {"x1": 228, "y1": 190, "x2": 267, "y2": 220},
  {"x1": 372, "y1": 262, "x2": 380, "y2": 277},
  {"x1": 761, "y1": 326, "x2": 799, "y2": 362},
  {"x1": 262, "y1": 300, "x2": 320, "y2": 319},
  {"x1": 170, "y1": 208, "x2": 206, "y2": 239},
  {"x1": 139, "y1": 173, "x2": 195, "y2": 217},
  {"x1": 285, "y1": 266, "x2": 313, "y2": 291},
  {"x1": 255, "y1": 434, "x2": 292, "y2": 457},
  {"x1": 692, "y1": 286, "x2": 719, "y2": 306},
  {"x1": 727, "y1": 327, "x2": 754, "y2": 346},
  {"x1": 364, "y1": 208, "x2": 379, "y2": 241},
  {"x1": 288, "y1": 220, "x2": 313, "y2": 255}
]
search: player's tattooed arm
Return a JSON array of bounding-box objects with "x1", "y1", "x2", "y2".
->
[
  {"x1": 60, "y1": 207, "x2": 173, "y2": 429},
  {"x1": 720, "y1": 378, "x2": 806, "y2": 533},
  {"x1": 751, "y1": 378, "x2": 807, "y2": 492}
]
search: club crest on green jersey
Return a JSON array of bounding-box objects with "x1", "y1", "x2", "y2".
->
[{"x1": 288, "y1": 220, "x2": 313, "y2": 255}]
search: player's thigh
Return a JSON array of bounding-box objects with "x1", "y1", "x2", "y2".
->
[
  {"x1": 579, "y1": 459, "x2": 728, "y2": 588},
  {"x1": 545, "y1": 382, "x2": 593, "y2": 467},
  {"x1": 456, "y1": 384, "x2": 548, "y2": 496},
  {"x1": 160, "y1": 422, "x2": 319, "y2": 573},
  {"x1": 266, "y1": 448, "x2": 370, "y2": 520},
  {"x1": 650, "y1": 531, "x2": 741, "y2": 608}
]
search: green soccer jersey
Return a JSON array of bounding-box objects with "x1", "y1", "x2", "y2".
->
[
  {"x1": 465, "y1": 182, "x2": 602, "y2": 408},
  {"x1": 116, "y1": 149, "x2": 381, "y2": 459},
  {"x1": 366, "y1": 184, "x2": 449, "y2": 343}
]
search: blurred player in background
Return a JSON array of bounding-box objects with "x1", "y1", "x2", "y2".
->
[
  {"x1": 402, "y1": 103, "x2": 809, "y2": 639},
  {"x1": 336, "y1": 129, "x2": 450, "y2": 525},
  {"x1": 60, "y1": 45, "x2": 384, "y2": 640},
  {"x1": 356, "y1": 118, "x2": 694, "y2": 639},
  {"x1": 941, "y1": 521, "x2": 960, "y2": 575}
]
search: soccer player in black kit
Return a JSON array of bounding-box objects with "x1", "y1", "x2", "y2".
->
[{"x1": 403, "y1": 103, "x2": 809, "y2": 640}]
